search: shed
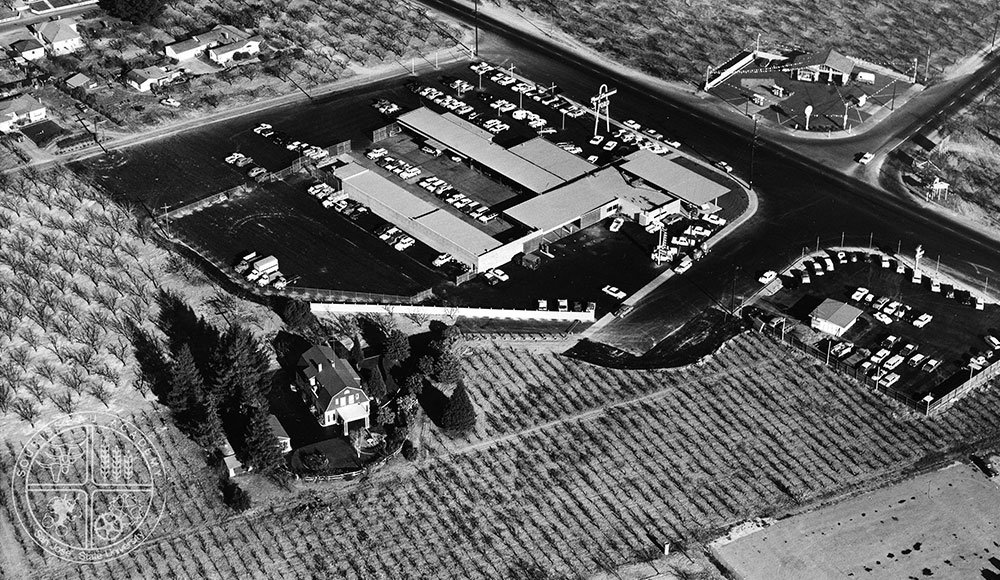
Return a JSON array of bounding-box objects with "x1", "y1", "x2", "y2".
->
[{"x1": 809, "y1": 298, "x2": 863, "y2": 337}]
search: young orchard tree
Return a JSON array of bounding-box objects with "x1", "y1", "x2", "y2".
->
[{"x1": 12, "y1": 398, "x2": 40, "y2": 426}]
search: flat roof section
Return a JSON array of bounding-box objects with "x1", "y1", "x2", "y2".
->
[
  {"x1": 414, "y1": 209, "x2": 503, "y2": 255},
  {"x1": 507, "y1": 137, "x2": 596, "y2": 181},
  {"x1": 397, "y1": 108, "x2": 564, "y2": 193},
  {"x1": 335, "y1": 162, "x2": 436, "y2": 219},
  {"x1": 620, "y1": 150, "x2": 730, "y2": 207},
  {"x1": 505, "y1": 168, "x2": 623, "y2": 232}
]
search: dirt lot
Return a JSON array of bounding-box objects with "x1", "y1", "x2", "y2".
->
[
  {"x1": 755, "y1": 250, "x2": 1000, "y2": 399},
  {"x1": 712, "y1": 462, "x2": 1000, "y2": 580}
]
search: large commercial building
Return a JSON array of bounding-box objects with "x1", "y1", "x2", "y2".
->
[{"x1": 346, "y1": 107, "x2": 734, "y2": 273}]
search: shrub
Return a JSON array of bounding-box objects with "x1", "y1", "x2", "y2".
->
[{"x1": 221, "y1": 480, "x2": 251, "y2": 512}]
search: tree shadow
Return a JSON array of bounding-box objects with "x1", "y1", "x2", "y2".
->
[{"x1": 419, "y1": 383, "x2": 449, "y2": 427}]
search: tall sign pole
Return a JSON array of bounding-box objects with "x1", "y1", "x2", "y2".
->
[
  {"x1": 590, "y1": 84, "x2": 616, "y2": 136},
  {"x1": 804, "y1": 104, "x2": 813, "y2": 131},
  {"x1": 474, "y1": 0, "x2": 479, "y2": 57}
]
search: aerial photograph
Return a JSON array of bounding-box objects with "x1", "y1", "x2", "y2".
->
[{"x1": 2, "y1": 0, "x2": 1000, "y2": 577}]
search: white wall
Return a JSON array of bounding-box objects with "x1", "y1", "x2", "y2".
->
[{"x1": 311, "y1": 302, "x2": 595, "y2": 322}]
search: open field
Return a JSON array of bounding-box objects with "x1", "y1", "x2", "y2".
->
[
  {"x1": 895, "y1": 78, "x2": 1000, "y2": 233},
  {"x1": 712, "y1": 462, "x2": 1000, "y2": 579},
  {"x1": 5, "y1": 331, "x2": 1000, "y2": 579},
  {"x1": 487, "y1": 0, "x2": 995, "y2": 85}
]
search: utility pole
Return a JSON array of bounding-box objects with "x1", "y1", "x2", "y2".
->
[
  {"x1": 890, "y1": 81, "x2": 897, "y2": 111},
  {"x1": 924, "y1": 47, "x2": 931, "y2": 82},
  {"x1": 729, "y1": 265, "x2": 740, "y2": 319},
  {"x1": 749, "y1": 115, "x2": 758, "y2": 190},
  {"x1": 474, "y1": 0, "x2": 480, "y2": 57}
]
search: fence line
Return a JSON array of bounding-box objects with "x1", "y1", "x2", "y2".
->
[
  {"x1": 311, "y1": 302, "x2": 595, "y2": 322},
  {"x1": 285, "y1": 286, "x2": 433, "y2": 305},
  {"x1": 748, "y1": 313, "x2": 1000, "y2": 415}
]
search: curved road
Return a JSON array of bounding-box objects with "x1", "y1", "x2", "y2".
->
[{"x1": 420, "y1": 0, "x2": 1000, "y2": 351}]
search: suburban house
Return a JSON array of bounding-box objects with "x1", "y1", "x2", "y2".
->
[
  {"x1": 64, "y1": 72, "x2": 95, "y2": 90},
  {"x1": 208, "y1": 35, "x2": 262, "y2": 65},
  {"x1": 268, "y1": 414, "x2": 292, "y2": 454},
  {"x1": 10, "y1": 38, "x2": 44, "y2": 61},
  {"x1": 787, "y1": 48, "x2": 854, "y2": 85},
  {"x1": 294, "y1": 344, "x2": 371, "y2": 434},
  {"x1": 810, "y1": 298, "x2": 863, "y2": 337},
  {"x1": 125, "y1": 66, "x2": 182, "y2": 92},
  {"x1": 164, "y1": 25, "x2": 260, "y2": 63},
  {"x1": 0, "y1": 94, "x2": 46, "y2": 132},
  {"x1": 30, "y1": 21, "x2": 84, "y2": 56}
]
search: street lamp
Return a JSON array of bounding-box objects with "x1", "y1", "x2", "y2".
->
[{"x1": 474, "y1": 0, "x2": 479, "y2": 57}]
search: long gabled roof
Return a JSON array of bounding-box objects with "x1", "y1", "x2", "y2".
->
[{"x1": 34, "y1": 21, "x2": 79, "y2": 44}]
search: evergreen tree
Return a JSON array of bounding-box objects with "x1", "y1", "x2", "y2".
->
[
  {"x1": 418, "y1": 355, "x2": 436, "y2": 378},
  {"x1": 241, "y1": 407, "x2": 283, "y2": 473},
  {"x1": 212, "y1": 325, "x2": 271, "y2": 414},
  {"x1": 442, "y1": 383, "x2": 476, "y2": 434},
  {"x1": 167, "y1": 344, "x2": 205, "y2": 422},
  {"x1": 383, "y1": 330, "x2": 411, "y2": 364},
  {"x1": 435, "y1": 350, "x2": 463, "y2": 384},
  {"x1": 198, "y1": 389, "x2": 225, "y2": 448},
  {"x1": 98, "y1": 0, "x2": 168, "y2": 24},
  {"x1": 365, "y1": 367, "x2": 387, "y2": 401}
]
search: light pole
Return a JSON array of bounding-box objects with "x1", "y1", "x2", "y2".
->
[{"x1": 474, "y1": 0, "x2": 479, "y2": 57}]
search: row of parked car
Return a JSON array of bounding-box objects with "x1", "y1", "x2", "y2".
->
[
  {"x1": 417, "y1": 177, "x2": 499, "y2": 224},
  {"x1": 225, "y1": 152, "x2": 271, "y2": 182},
  {"x1": 838, "y1": 334, "x2": 943, "y2": 388},
  {"x1": 375, "y1": 224, "x2": 416, "y2": 251},
  {"x1": 537, "y1": 298, "x2": 597, "y2": 313},
  {"x1": 848, "y1": 285, "x2": 933, "y2": 327},
  {"x1": 372, "y1": 99, "x2": 402, "y2": 116},
  {"x1": 370, "y1": 149, "x2": 422, "y2": 180}
]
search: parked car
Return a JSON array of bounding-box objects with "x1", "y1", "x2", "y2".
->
[
  {"x1": 558, "y1": 299, "x2": 569, "y2": 312},
  {"x1": 602, "y1": 285, "x2": 626, "y2": 300},
  {"x1": 715, "y1": 161, "x2": 733, "y2": 173},
  {"x1": 433, "y1": 253, "x2": 452, "y2": 267},
  {"x1": 874, "y1": 312, "x2": 894, "y2": 324},
  {"x1": 491, "y1": 269, "x2": 509, "y2": 282},
  {"x1": 758, "y1": 270, "x2": 777, "y2": 284},
  {"x1": 851, "y1": 287, "x2": 869, "y2": 301},
  {"x1": 858, "y1": 152, "x2": 875, "y2": 165},
  {"x1": 609, "y1": 217, "x2": 624, "y2": 232},
  {"x1": 537, "y1": 299, "x2": 548, "y2": 311},
  {"x1": 913, "y1": 313, "x2": 933, "y2": 328}
]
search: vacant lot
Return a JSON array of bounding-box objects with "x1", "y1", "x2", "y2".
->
[
  {"x1": 712, "y1": 462, "x2": 1000, "y2": 580},
  {"x1": 489, "y1": 0, "x2": 993, "y2": 85},
  {"x1": 7, "y1": 331, "x2": 1000, "y2": 579}
]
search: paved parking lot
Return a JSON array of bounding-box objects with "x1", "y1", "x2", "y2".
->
[{"x1": 755, "y1": 251, "x2": 1000, "y2": 399}]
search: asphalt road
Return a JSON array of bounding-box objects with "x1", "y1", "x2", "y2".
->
[{"x1": 419, "y1": 0, "x2": 1000, "y2": 352}]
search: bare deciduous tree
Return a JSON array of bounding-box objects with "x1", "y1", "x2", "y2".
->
[
  {"x1": 51, "y1": 390, "x2": 77, "y2": 414},
  {"x1": 11, "y1": 398, "x2": 39, "y2": 425}
]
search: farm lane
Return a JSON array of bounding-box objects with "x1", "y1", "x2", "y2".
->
[{"x1": 435, "y1": 360, "x2": 742, "y2": 457}]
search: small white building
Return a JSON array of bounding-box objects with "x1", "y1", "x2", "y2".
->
[
  {"x1": 208, "y1": 36, "x2": 262, "y2": 65},
  {"x1": 267, "y1": 414, "x2": 292, "y2": 454},
  {"x1": 218, "y1": 440, "x2": 251, "y2": 478},
  {"x1": 30, "y1": 21, "x2": 83, "y2": 56},
  {"x1": 125, "y1": 66, "x2": 182, "y2": 92},
  {"x1": 810, "y1": 298, "x2": 863, "y2": 337},
  {"x1": 296, "y1": 344, "x2": 371, "y2": 435},
  {"x1": 165, "y1": 25, "x2": 259, "y2": 63},
  {"x1": 0, "y1": 94, "x2": 46, "y2": 132},
  {"x1": 10, "y1": 38, "x2": 44, "y2": 61}
]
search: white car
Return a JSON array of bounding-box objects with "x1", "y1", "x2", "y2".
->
[
  {"x1": 160, "y1": 97, "x2": 181, "y2": 108},
  {"x1": 433, "y1": 253, "x2": 452, "y2": 267},
  {"x1": 602, "y1": 285, "x2": 626, "y2": 300},
  {"x1": 602, "y1": 140, "x2": 618, "y2": 151},
  {"x1": 851, "y1": 287, "x2": 869, "y2": 301},
  {"x1": 874, "y1": 312, "x2": 894, "y2": 325},
  {"x1": 609, "y1": 217, "x2": 624, "y2": 232},
  {"x1": 859, "y1": 152, "x2": 875, "y2": 165},
  {"x1": 674, "y1": 256, "x2": 693, "y2": 274},
  {"x1": 624, "y1": 120, "x2": 641, "y2": 130},
  {"x1": 671, "y1": 236, "x2": 695, "y2": 247},
  {"x1": 715, "y1": 161, "x2": 733, "y2": 173},
  {"x1": 913, "y1": 313, "x2": 933, "y2": 328},
  {"x1": 758, "y1": 270, "x2": 777, "y2": 284},
  {"x1": 252, "y1": 123, "x2": 272, "y2": 134},
  {"x1": 589, "y1": 135, "x2": 605, "y2": 146},
  {"x1": 645, "y1": 221, "x2": 663, "y2": 233},
  {"x1": 702, "y1": 213, "x2": 726, "y2": 226},
  {"x1": 537, "y1": 299, "x2": 548, "y2": 311},
  {"x1": 685, "y1": 225, "x2": 711, "y2": 238},
  {"x1": 491, "y1": 269, "x2": 509, "y2": 282},
  {"x1": 224, "y1": 153, "x2": 244, "y2": 164}
]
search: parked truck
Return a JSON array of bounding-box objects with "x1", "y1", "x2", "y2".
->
[
  {"x1": 234, "y1": 251, "x2": 258, "y2": 274},
  {"x1": 246, "y1": 255, "x2": 279, "y2": 282}
]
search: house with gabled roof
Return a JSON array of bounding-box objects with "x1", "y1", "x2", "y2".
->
[
  {"x1": 268, "y1": 414, "x2": 292, "y2": 454},
  {"x1": 208, "y1": 35, "x2": 262, "y2": 65},
  {"x1": 787, "y1": 48, "x2": 855, "y2": 85},
  {"x1": 295, "y1": 344, "x2": 370, "y2": 434},
  {"x1": 30, "y1": 21, "x2": 83, "y2": 56}
]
